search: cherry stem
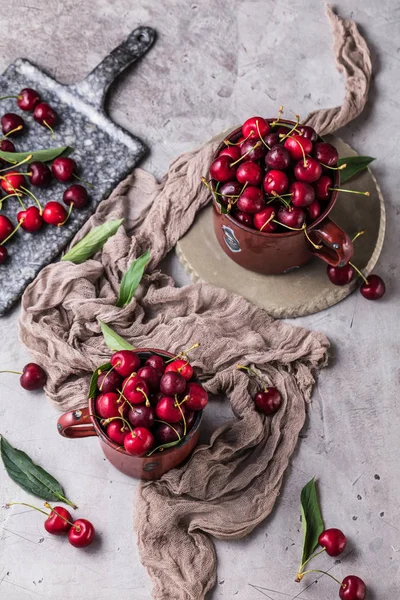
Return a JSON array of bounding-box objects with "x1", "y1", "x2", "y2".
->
[
  {"x1": 140, "y1": 387, "x2": 151, "y2": 407},
  {"x1": 0, "y1": 219, "x2": 25, "y2": 245},
  {"x1": 224, "y1": 132, "x2": 251, "y2": 146},
  {"x1": 0, "y1": 177, "x2": 26, "y2": 209},
  {"x1": 43, "y1": 502, "x2": 79, "y2": 531},
  {"x1": 272, "y1": 105, "x2": 284, "y2": 125},
  {"x1": 43, "y1": 120, "x2": 55, "y2": 139},
  {"x1": 352, "y1": 230, "x2": 365, "y2": 243},
  {"x1": 278, "y1": 115, "x2": 301, "y2": 141},
  {"x1": 165, "y1": 343, "x2": 200, "y2": 364},
  {"x1": 280, "y1": 133, "x2": 307, "y2": 166},
  {"x1": 298, "y1": 547, "x2": 326, "y2": 574},
  {"x1": 271, "y1": 190, "x2": 290, "y2": 208},
  {"x1": 297, "y1": 569, "x2": 343, "y2": 587},
  {"x1": 201, "y1": 177, "x2": 241, "y2": 200},
  {"x1": 230, "y1": 141, "x2": 262, "y2": 167},
  {"x1": 101, "y1": 414, "x2": 133, "y2": 433},
  {"x1": 73, "y1": 173, "x2": 94, "y2": 188},
  {"x1": 20, "y1": 186, "x2": 42, "y2": 214},
  {"x1": 330, "y1": 187, "x2": 369, "y2": 196},
  {"x1": 260, "y1": 211, "x2": 275, "y2": 232},
  {"x1": 272, "y1": 219, "x2": 302, "y2": 231},
  {"x1": 177, "y1": 402, "x2": 187, "y2": 437},
  {"x1": 0, "y1": 124, "x2": 23, "y2": 140},
  {"x1": 6, "y1": 501, "x2": 50, "y2": 517},
  {"x1": 99, "y1": 363, "x2": 118, "y2": 391},
  {"x1": 303, "y1": 226, "x2": 323, "y2": 250},
  {"x1": 0, "y1": 95, "x2": 18, "y2": 101},
  {"x1": 236, "y1": 364, "x2": 267, "y2": 391},
  {"x1": 255, "y1": 119, "x2": 270, "y2": 149},
  {"x1": 348, "y1": 261, "x2": 369, "y2": 285},
  {"x1": 58, "y1": 202, "x2": 73, "y2": 227},
  {"x1": 0, "y1": 369, "x2": 22, "y2": 375},
  {"x1": 320, "y1": 162, "x2": 346, "y2": 170}
]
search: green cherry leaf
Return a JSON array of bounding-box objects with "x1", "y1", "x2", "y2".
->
[
  {"x1": 0, "y1": 146, "x2": 73, "y2": 164},
  {"x1": 116, "y1": 250, "x2": 151, "y2": 308},
  {"x1": 62, "y1": 219, "x2": 124, "y2": 264},
  {"x1": 338, "y1": 156, "x2": 375, "y2": 184},
  {"x1": 300, "y1": 477, "x2": 324, "y2": 565},
  {"x1": 99, "y1": 321, "x2": 135, "y2": 352}
]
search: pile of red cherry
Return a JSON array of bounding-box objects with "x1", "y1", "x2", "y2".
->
[
  {"x1": 94, "y1": 349, "x2": 208, "y2": 457},
  {"x1": 0, "y1": 88, "x2": 89, "y2": 265}
]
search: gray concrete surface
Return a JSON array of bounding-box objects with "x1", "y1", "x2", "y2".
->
[{"x1": 0, "y1": 1, "x2": 399, "y2": 599}]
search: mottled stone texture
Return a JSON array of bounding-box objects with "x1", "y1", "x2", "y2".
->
[{"x1": 0, "y1": 2, "x2": 399, "y2": 600}]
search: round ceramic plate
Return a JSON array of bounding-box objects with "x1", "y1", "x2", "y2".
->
[{"x1": 176, "y1": 136, "x2": 385, "y2": 318}]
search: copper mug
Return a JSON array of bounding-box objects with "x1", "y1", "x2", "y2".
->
[
  {"x1": 57, "y1": 348, "x2": 202, "y2": 480},
  {"x1": 211, "y1": 120, "x2": 353, "y2": 274}
]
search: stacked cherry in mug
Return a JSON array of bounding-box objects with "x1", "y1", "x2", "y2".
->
[
  {"x1": 208, "y1": 116, "x2": 339, "y2": 233},
  {"x1": 94, "y1": 350, "x2": 208, "y2": 457}
]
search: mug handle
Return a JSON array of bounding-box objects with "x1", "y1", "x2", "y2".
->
[
  {"x1": 57, "y1": 407, "x2": 97, "y2": 439},
  {"x1": 308, "y1": 217, "x2": 354, "y2": 267}
]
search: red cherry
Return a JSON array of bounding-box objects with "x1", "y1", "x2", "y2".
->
[
  {"x1": 106, "y1": 420, "x2": 129, "y2": 445},
  {"x1": 0, "y1": 215, "x2": 14, "y2": 242},
  {"x1": 242, "y1": 116, "x2": 270, "y2": 139},
  {"x1": 145, "y1": 354, "x2": 165, "y2": 374},
  {"x1": 68, "y1": 519, "x2": 95, "y2": 548},
  {"x1": 290, "y1": 181, "x2": 315, "y2": 207},
  {"x1": 1, "y1": 171, "x2": 25, "y2": 192},
  {"x1": 17, "y1": 88, "x2": 41, "y2": 111},
  {"x1": 240, "y1": 138, "x2": 266, "y2": 161},
  {"x1": 265, "y1": 145, "x2": 290, "y2": 170},
  {"x1": 236, "y1": 161, "x2": 263, "y2": 186},
  {"x1": 254, "y1": 388, "x2": 281, "y2": 414},
  {"x1": 284, "y1": 135, "x2": 313, "y2": 161},
  {"x1": 95, "y1": 392, "x2": 121, "y2": 419},
  {"x1": 44, "y1": 506, "x2": 72, "y2": 535},
  {"x1": 97, "y1": 370, "x2": 122, "y2": 393},
  {"x1": 124, "y1": 427, "x2": 154, "y2": 456},
  {"x1": 137, "y1": 365, "x2": 162, "y2": 390},
  {"x1": 122, "y1": 374, "x2": 149, "y2": 404},
  {"x1": 263, "y1": 169, "x2": 289, "y2": 195},
  {"x1": 277, "y1": 206, "x2": 305, "y2": 229},
  {"x1": 29, "y1": 161, "x2": 52, "y2": 187},
  {"x1": 237, "y1": 186, "x2": 264, "y2": 214},
  {"x1": 1, "y1": 113, "x2": 24, "y2": 136},
  {"x1": 313, "y1": 175, "x2": 333, "y2": 201},
  {"x1": 339, "y1": 575, "x2": 366, "y2": 600},
  {"x1": 52, "y1": 157, "x2": 76, "y2": 182},
  {"x1": 218, "y1": 181, "x2": 243, "y2": 207},
  {"x1": 182, "y1": 382, "x2": 208, "y2": 411},
  {"x1": 297, "y1": 125, "x2": 317, "y2": 142},
  {"x1": 0, "y1": 246, "x2": 8, "y2": 264},
  {"x1": 34, "y1": 103, "x2": 57, "y2": 128},
  {"x1": 327, "y1": 264, "x2": 354, "y2": 286},
  {"x1": 154, "y1": 422, "x2": 183, "y2": 444},
  {"x1": 318, "y1": 528, "x2": 347, "y2": 556},
  {"x1": 313, "y1": 142, "x2": 338, "y2": 167},
  {"x1": 17, "y1": 206, "x2": 43, "y2": 233},
  {"x1": 306, "y1": 200, "x2": 322, "y2": 222},
  {"x1": 156, "y1": 395, "x2": 184, "y2": 423},
  {"x1": 253, "y1": 206, "x2": 277, "y2": 232},
  {"x1": 209, "y1": 155, "x2": 236, "y2": 182},
  {"x1": 219, "y1": 146, "x2": 241, "y2": 161},
  {"x1": 165, "y1": 359, "x2": 193, "y2": 381},
  {"x1": 0, "y1": 139, "x2": 15, "y2": 152},
  {"x1": 360, "y1": 274, "x2": 386, "y2": 300},
  {"x1": 63, "y1": 184, "x2": 89, "y2": 209},
  {"x1": 294, "y1": 157, "x2": 322, "y2": 183},
  {"x1": 110, "y1": 350, "x2": 140, "y2": 378},
  {"x1": 43, "y1": 201, "x2": 67, "y2": 226},
  {"x1": 128, "y1": 404, "x2": 155, "y2": 428},
  {"x1": 234, "y1": 210, "x2": 253, "y2": 227},
  {"x1": 160, "y1": 371, "x2": 187, "y2": 395},
  {"x1": 19, "y1": 363, "x2": 47, "y2": 390}
]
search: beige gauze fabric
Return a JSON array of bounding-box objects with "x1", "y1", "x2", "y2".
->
[{"x1": 19, "y1": 5, "x2": 371, "y2": 599}]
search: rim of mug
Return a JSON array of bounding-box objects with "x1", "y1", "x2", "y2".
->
[
  {"x1": 211, "y1": 118, "x2": 340, "y2": 237},
  {"x1": 89, "y1": 348, "x2": 202, "y2": 458}
]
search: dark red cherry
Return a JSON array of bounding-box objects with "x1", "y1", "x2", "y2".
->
[
  {"x1": 253, "y1": 206, "x2": 277, "y2": 232},
  {"x1": 265, "y1": 145, "x2": 290, "y2": 170},
  {"x1": 218, "y1": 181, "x2": 242, "y2": 207},
  {"x1": 97, "y1": 370, "x2": 122, "y2": 393},
  {"x1": 306, "y1": 200, "x2": 322, "y2": 222},
  {"x1": 360, "y1": 274, "x2": 386, "y2": 300},
  {"x1": 0, "y1": 215, "x2": 14, "y2": 243},
  {"x1": 1, "y1": 113, "x2": 24, "y2": 136},
  {"x1": 294, "y1": 157, "x2": 322, "y2": 183},
  {"x1": 63, "y1": 184, "x2": 88, "y2": 209},
  {"x1": 263, "y1": 169, "x2": 289, "y2": 195},
  {"x1": 290, "y1": 181, "x2": 315, "y2": 207},
  {"x1": 327, "y1": 264, "x2": 354, "y2": 286},
  {"x1": 17, "y1": 88, "x2": 41, "y2": 111},
  {"x1": 20, "y1": 363, "x2": 47, "y2": 390},
  {"x1": 234, "y1": 210, "x2": 254, "y2": 227},
  {"x1": 52, "y1": 157, "x2": 76, "y2": 182},
  {"x1": 0, "y1": 139, "x2": 15, "y2": 152},
  {"x1": 34, "y1": 103, "x2": 57, "y2": 128},
  {"x1": 254, "y1": 388, "x2": 282, "y2": 415},
  {"x1": 237, "y1": 186, "x2": 264, "y2": 214},
  {"x1": 154, "y1": 421, "x2": 183, "y2": 444},
  {"x1": 145, "y1": 354, "x2": 165, "y2": 375},
  {"x1": 182, "y1": 382, "x2": 208, "y2": 411},
  {"x1": 284, "y1": 135, "x2": 313, "y2": 161},
  {"x1": 236, "y1": 161, "x2": 263, "y2": 186},
  {"x1": 313, "y1": 175, "x2": 333, "y2": 200},
  {"x1": 339, "y1": 575, "x2": 366, "y2": 600},
  {"x1": 318, "y1": 528, "x2": 347, "y2": 556},
  {"x1": 313, "y1": 142, "x2": 338, "y2": 167},
  {"x1": 263, "y1": 132, "x2": 280, "y2": 147},
  {"x1": 160, "y1": 371, "x2": 186, "y2": 396},
  {"x1": 17, "y1": 206, "x2": 43, "y2": 233},
  {"x1": 297, "y1": 125, "x2": 318, "y2": 142},
  {"x1": 29, "y1": 161, "x2": 52, "y2": 187},
  {"x1": 242, "y1": 116, "x2": 270, "y2": 139},
  {"x1": 240, "y1": 139, "x2": 266, "y2": 161},
  {"x1": 277, "y1": 206, "x2": 305, "y2": 229},
  {"x1": 0, "y1": 245, "x2": 8, "y2": 264},
  {"x1": 128, "y1": 404, "x2": 155, "y2": 428},
  {"x1": 137, "y1": 365, "x2": 161, "y2": 390}
]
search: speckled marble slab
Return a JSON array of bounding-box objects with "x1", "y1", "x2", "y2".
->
[{"x1": 0, "y1": 26, "x2": 155, "y2": 315}]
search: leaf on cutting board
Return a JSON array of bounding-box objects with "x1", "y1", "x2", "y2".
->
[
  {"x1": 62, "y1": 218, "x2": 124, "y2": 264},
  {"x1": 0, "y1": 435, "x2": 77, "y2": 508},
  {"x1": 338, "y1": 156, "x2": 375, "y2": 184},
  {"x1": 99, "y1": 321, "x2": 135, "y2": 352},
  {"x1": 0, "y1": 146, "x2": 73, "y2": 164},
  {"x1": 300, "y1": 477, "x2": 324, "y2": 565},
  {"x1": 88, "y1": 361, "x2": 111, "y2": 399},
  {"x1": 116, "y1": 250, "x2": 151, "y2": 308}
]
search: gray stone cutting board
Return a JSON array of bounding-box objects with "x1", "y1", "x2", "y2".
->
[{"x1": 0, "y1": 26, "x2": 156, "y2": 316}]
